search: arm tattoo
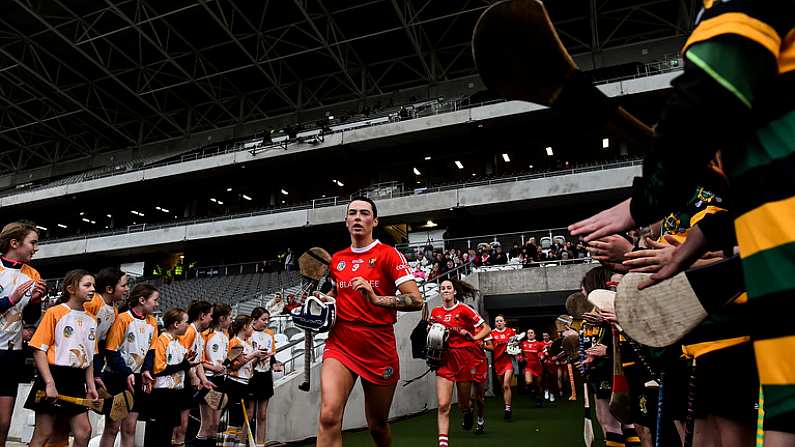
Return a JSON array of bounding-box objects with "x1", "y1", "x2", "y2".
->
[{"x1": 371, "y1": 293, "x2": 423, "y2": 311}]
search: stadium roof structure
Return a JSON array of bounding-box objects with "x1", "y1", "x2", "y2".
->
[{"x1": 0, "y1": 0, "x2": 697, "y2": 175}]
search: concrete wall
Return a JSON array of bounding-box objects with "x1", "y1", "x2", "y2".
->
[
  {"x1": 266, "y1": 293, "x2": 442, "y2": 444},
  {"x1": 473, "y1": 263, "x2": 596, "y2": 295},
  {"x1": 36, "y1": 165, "x2": 641, "y2": 259}
]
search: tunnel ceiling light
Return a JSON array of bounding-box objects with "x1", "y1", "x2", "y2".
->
[
  {"x1": 280, "y1": 189, "x2": 289, "y2": 195},
  {"x1": 602, "y1": 138, "x2": 610, "y2": 149},
  {"x1": 545, "y1": 146, "x2": 554, "y2": 156},
  {"x1": 455, "y1": 160, "x2": 464, "y2": 169},
  {"x1": 413, "y1": 167, "x2": 421, "y2": 176},
  {"x1": 502, "y1": 153, "x2": 511, "y2": 162}
]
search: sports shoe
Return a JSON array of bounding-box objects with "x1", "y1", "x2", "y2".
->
[
  {"x1": 544, "y1": 390, "x2": 549, "y2": 400},
  {"x1": 504, "y1": 408, "x2": 512, "y2": 421},
  {"x1": 549, "y1": 393, "x2": 556, "y2": 402},
  {"x1": 461, "y1": 410, "x2": 474, "y2": 430},
  {"x1": 475, "y1": 420, "x2": 485, "y2": 435}
]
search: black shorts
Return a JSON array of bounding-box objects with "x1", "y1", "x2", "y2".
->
[
  {"x1": 207, "y1": 374, "x2": 225, "y2": 391},
  {"x1": 177, "y1": 382, "x2": 195, "y2": 410},
  {"x1": 694, "y1": 343, "x2": 758, "y2": 424},
  {"x1": 661, "y1": 357, "x2": 689, "y2": 422},
  {"x1": 248, "y1": 371, "x2": 274, "y2": 401},
  {"x1": 588, "y1": 362, "x2": 612, "y2": 400},
  {"x1": 147, "y1": 388, "x2": 184, "y2": 428},
  {"x1": 0, "y1": 350, "x2": 24, "y2": 397},
  {"x1": 224, "y1": 378, "x2": 249, "y2": 404},
  {"x1": 101, "y1": 371, "x2": 150, "y2": 416},
  {"x1": 626, "y1": 364, "x2": 658, "y2": 428},
  {"x1": 25, "y1": 365, "x2": 88, "y2": 417}
]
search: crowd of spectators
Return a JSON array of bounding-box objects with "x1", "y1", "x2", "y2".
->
[{"x1": 409, "y1": 237, "x2": 591, "y2": 282}]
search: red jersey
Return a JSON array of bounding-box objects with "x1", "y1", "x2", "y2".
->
[
  {"x1": 520, "y1": 340, "x2": 546, "y2": 364},
  {"x1": 490, "y1": 327, "x2": 516, "y2": 362},
  {"x1": 429, "y1": 302, "x2": 485, "y2": 349},
  {"x1": 330, "y1": 240, "x2": 415, "y2": 326}
]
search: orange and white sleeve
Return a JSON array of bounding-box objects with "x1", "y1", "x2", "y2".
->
[
  {"x1": 29, "y1": 307, "x2": 57, "y2": 352},
  {"x1": 104, "y1": 315, "x2": 129, "y2": 352}
]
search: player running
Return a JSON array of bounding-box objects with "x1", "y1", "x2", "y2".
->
[
  {"x1": 316, "y1": 197, "x2": 422, "y2": 447},
  {"x1": 489, "y1": 315, "x2": 517, "y2": 420},
  {"x1": 520, "y1": 329, "x2": 546, "y2": 407},
  {"x1": 431, "y1": 278, "x2": 491, "y2": 446}
]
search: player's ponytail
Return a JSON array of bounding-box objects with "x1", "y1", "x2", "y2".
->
[{"x1": 440, "y1": 278, "x2": 478, "y2": 302}]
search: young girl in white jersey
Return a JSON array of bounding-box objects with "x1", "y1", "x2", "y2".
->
[
  {"x1": 0, "y1": 221, "x2": 47, "y2": 445},
  {"x1": 143, "y1": 308, "x2": 197, "y2": 447},
  {"x1": 196, "y1": 303, "x2": 232, "y2": 447},
  {"x1": 26, "y1": 269, "x2": 99, "y2": 447},
  {"x1": 85, "y1": 267, "x2": 129, "y2": 392},
  {"x1": 224, "y1": 316, "x2": 265, "y2": 443},
  {"x1": 173, "y1": 300, "x2": 215, "y2": 447},
  {"x1": 99, "y1": 284, "x2": 159, "y2": 447},
  {"x1": 249, "y1": 307, "x2": 283, "y2": 446}
]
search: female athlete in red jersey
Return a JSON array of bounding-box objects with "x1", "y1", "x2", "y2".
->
[
  {"x1": 430, "y1": 279, "x2": 490, "y2": 447},
  {"x1": 317, "y1": 197, "x2": 423, "y2": 447},
  {"x1": 520, "y1": 329, "x2": 546, "y2": 407},
  {"x1": 488, "y1": 315, "x2": 516, "y2": 420}
]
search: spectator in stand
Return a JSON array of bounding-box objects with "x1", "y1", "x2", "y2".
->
[
  {"x1": 265, "y1": 292, "x2": 284, "y2": 316},
  {"x1": 575, "y1": 242, "x2": 589, "y2": 259},
  {"x1": 284, "y1": 248, "x2": 294, "y2": 272},
  {"x1": 493, "y1": 245, "x2": 508, "y2": 265},
  {"x1": 423, "y1": 245, "x2": 434, "y2": 262},
  {"x1": 510, "y1": 243, "x2": 521, "y2": 259},
  {"x1": 444, "y1": 259, "x2": 456, "y2": 275},
  {"x1": 564, "y1": 241, "x2": 576, "y2": 259},
  {"x1": 525, "y1": 239, "x2": 539, "y2": 262},
  {"x1": 428, "y1": 262, "x2": 442, "y2": 282},
  {"x1": 282, "y1": 294, "x2": 300, "y2": 315}
]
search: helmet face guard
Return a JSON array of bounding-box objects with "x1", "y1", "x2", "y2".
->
[
  {"x1": 291, "y1": 295, "x2": 337, "y2": 333},
  {"x1": 425, "y1": 323, "x2": 449, "y2": 370},
  {"x1": 506, "y1": 332, "x2": 526, "y2": 356}
]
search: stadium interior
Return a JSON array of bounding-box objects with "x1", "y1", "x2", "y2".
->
[{"x1": 0, "y1": 0, "x2": 701, "y2": 445}]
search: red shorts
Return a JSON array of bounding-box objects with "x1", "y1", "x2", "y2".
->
[
  {"x1": 324, "y1": 320, "x2": 399, "y2": 385},
  {"x1": 494, "y1": 355, "x2": 514, "y2": 376},
  {"x1": 543, "y1": 358, "x2": 559, "y2": 374},
  {"x1": 524, "y1": 360, "x2": 543, "y2": 378},
  {"x1": 436, "y1": 345, "x2": 488, "y2": 384}
]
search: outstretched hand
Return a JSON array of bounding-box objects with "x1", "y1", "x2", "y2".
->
[
  {"x1": 569, "y1": 199, "x2": 635, "y2": 242},
  {"x1": 637, "y1": 225, "x2": 708, "y2": 290}
]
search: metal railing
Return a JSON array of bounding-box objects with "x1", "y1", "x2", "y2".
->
[
  {"x1": 192, "y1": 259, "x2": 281, "y2": 278},
  {"x1": 40, "y1": 158, "x2": 642, "y2": 245}
]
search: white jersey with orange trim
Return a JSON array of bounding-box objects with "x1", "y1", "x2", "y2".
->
[
  {"x1": 29, "y1": 303, "x2": 97, "y2": 369},
  {"x1": 228, "y1": 336, "x2": 255, "y2": 384},
  {"x1": 83, "y1": 294, "x2": 117, "y2": 342},
  {"x1": 204, "y1": 329, "x2": 229, "y2": 377},
  {"x1": 105, "y1": 310, "x2": 158, "y2": 373},
  {"x1": 0, "y1": 262, "x2": 41, "y2": 350},
  {"x1": 153, "y1": 332, "x2": 188, "y2": 390},
  {"x1": 251, "y1": 329, "x2": 274, "y2": 373},
  {"x1": 179, "y1": 323, "x2": 205, "y2": 362}
]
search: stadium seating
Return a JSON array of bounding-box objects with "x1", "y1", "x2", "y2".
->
[{"x1": 156, "y1": 270, "x2": 301, "y2": 311}]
